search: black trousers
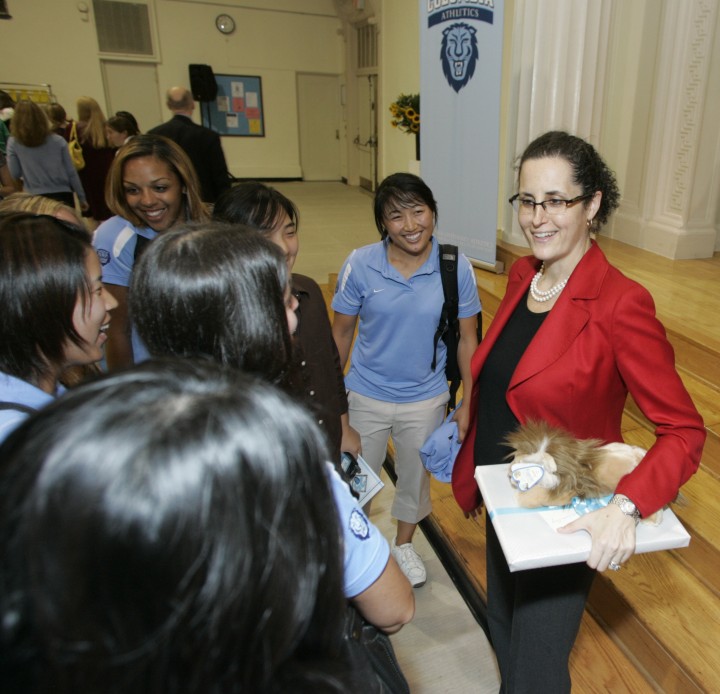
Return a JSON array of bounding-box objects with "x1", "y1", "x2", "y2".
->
[
  {"x1": 41, "y1": 191, "x2": 75, "y2": 207},
  {"x1": 486, "y1": 516, "x2": 596, "y2": 693}
]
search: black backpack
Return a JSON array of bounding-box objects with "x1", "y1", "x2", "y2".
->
[{"x1": 431, "y1": 244, "x2": 482, "y2": 412}]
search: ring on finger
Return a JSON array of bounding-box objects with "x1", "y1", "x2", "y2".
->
[{"x1": 609, "y1": 561, "x2": 621, "y2": 571}]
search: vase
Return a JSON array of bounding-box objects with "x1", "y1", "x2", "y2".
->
[{"x1": 414, "y1": 131, "x2": 420, "y2": 161}]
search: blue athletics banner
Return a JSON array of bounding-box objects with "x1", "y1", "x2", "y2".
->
[{"x1": 419, "y1": 0, "x2": 504, "y2": 268}]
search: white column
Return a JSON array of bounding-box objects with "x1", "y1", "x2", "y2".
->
[{"x1": 611, "y1": 0, "x2": 719, "y2": 259}]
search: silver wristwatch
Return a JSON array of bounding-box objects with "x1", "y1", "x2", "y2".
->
[{"x1": 610, "y1": 494, "x2": 641, "y2": 524}]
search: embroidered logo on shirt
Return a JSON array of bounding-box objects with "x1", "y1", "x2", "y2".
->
[
  {"x1": 96, "y1": 249, "x2": 110, "y2": 266},
  {"x1": 348, "y1": 509, "x2": 370, "y2": 540}
]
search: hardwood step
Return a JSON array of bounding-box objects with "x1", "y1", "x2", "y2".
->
[
  {"x1": 625, "y1": 393, "x2": 720, "y2": 480},
  {"x1": 590, "y1": 551, "x2": 719, "y2": 692},
  {"x1": 428, "y1": 478, "x2": 656, "y2": 693}
]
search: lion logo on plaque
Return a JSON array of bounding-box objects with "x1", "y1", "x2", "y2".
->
[{"x1": 441, "y1": 22, "x2": 479, "y2": 93}]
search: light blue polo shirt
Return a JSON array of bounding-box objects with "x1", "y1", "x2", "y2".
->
[
  {"x1": 332, "y1": 237, "x2": 481, "y2": 403},
  {"x1": 93, "y1": 215, "x2": 157, "y2": 364},
  {"x1": 0, "y1": 372, "x2": 60, "y2": 445},
  {"x1": 327, "y1": 463, "x2": 390, "y2": 598}
]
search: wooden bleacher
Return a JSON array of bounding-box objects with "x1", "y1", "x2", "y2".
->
[{"x1": 325, "y1": 235, "x2": 720, "y2": 692}]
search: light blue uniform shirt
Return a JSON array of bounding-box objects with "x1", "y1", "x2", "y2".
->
[
  {"x1": 93, "y1": 215, "x2": 156, "y2": 364},
  {"x1": 332, "y1": 237, "x2": 481, "y2": 403},
  {"x1": 0, "y1": 372, "x2": 59, "y2": 445},
  {"x1": 327, "y1": 463, "x2": 390, "y2": 598}
]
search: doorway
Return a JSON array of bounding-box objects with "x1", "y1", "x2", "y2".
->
[
  {"x1": 297, "y1": 73, "x2": 342, "y2": 181},
  {"x1": 355, "y1": 73, "x2": 378, "y2": 192},
  {"x1": 101, "y1": 61, "x2": 163, "y2": 134}
]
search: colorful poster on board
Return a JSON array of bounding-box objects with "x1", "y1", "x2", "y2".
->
[
  {"x1": 419, "y1": 0, "x2": 504, "y2": 266},
  {"x1": 201, "y1": 74, "x2": 265, "y2": 137}
]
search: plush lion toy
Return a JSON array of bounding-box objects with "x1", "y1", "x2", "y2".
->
[{"x1": 504, "y1": 420, "x2": 661, "y2": 524}]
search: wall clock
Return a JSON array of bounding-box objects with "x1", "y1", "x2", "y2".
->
[{"x1": 215, "y1": 14, "x2": 235, "y2": 35}]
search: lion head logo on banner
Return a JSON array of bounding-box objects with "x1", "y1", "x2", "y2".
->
[{"x1": 441, "y1": 22, "x2": 479, "y2": 93}]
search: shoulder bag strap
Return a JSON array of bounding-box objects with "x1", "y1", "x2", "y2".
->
[
  {"x1": 0, "y1": 401, "x2": 38, "y2": 415},
  {"x1": 431, "y1": 244, "x2": 459, "y2": 371}
]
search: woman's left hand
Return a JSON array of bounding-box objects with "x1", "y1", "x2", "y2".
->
[
  {"x1": 558, "y1": 503, "x2": 637, "y2": 572},
  {"x1": 452, "y1": 400, "x2": 471, "y2": 442}
]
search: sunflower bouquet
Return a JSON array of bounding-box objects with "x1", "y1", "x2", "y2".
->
[{"x1": 389, "y1": 93, "x2": 420, "y2": 134}]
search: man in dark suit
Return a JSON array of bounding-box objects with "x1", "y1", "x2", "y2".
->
[{"x1": 148, "y1": 87, "x2": 231, "y2": 203}]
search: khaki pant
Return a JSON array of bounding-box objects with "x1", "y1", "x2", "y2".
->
[{"x1": 347, "y1": 390, "x2": 449, "y2": 524}]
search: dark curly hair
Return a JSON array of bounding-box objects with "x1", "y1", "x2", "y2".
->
[{"x1": 517, "y1": 131, "x2": 621, "y2": 229}]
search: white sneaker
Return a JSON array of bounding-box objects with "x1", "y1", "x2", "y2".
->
[{"x1": 391, "y1": 539, "x2": 427, "y2": 588}]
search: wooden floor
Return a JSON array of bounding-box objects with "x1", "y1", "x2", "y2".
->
[{"x1": 273, "y1": 181, "x2": 720, "y2": 693}]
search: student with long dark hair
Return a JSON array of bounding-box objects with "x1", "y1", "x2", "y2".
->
[
  {"x1": 0, "y1": 360, "x2": 358, "y2": 693},
  {"x1": 214, "y1": 182, "x2": 360, "y2": 462},
  {"x1": 130, "y1": 222, "x2": 415, "y2": 637},
  {"x1": 131, "y1": 221, "x2": 297, "y2": 388},
  {"x1": 0, "y1": 212, "x2": 117, "y2": 444}
]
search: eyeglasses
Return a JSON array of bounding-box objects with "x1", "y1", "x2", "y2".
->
[{"x1": 508, "y1": 193, "x2": 594, "y2": 217}]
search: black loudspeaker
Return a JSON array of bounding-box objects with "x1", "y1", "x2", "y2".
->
[{"x1": 188, "y1": 64, "x2": 218, "y2": 102}]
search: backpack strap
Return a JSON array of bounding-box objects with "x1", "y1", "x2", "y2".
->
[
  {"x1": 0, "y1": 402, "x2": 38, "y2": 415},
  {"x1": 432, "y1": 244, "x2": 462, "y2": 411},
  {"x1": 432, "y1": 244, "x2": 459, "y2": 369}
]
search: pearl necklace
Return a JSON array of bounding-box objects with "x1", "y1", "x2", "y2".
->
[{"x1": 529, "y1": 264, "x2": 568, "y2": 302}]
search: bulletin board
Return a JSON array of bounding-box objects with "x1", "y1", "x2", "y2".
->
[{"x1": 201, "y1": 74, "x2": 265, "y2": 137}]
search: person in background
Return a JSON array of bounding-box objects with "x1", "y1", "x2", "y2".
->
[
  {"x1": 213, "y1": 182, "x2": 361, "y2": 463},
  {"x1": 0, "y1": 191, "x2": 83, "y2": 227},
  {"x1": 93, "y1": 134, "x2": 208, "y2": 370},
  {"x1": 75, "y1": 96, "x2": 115, "y2": 224},
  {"x1": 0, "y1": 360, "x2": 365, "y2": 693},
  {"x1": 105, "y1": 111, "x2": 141, "y2": 149},
  {"x1": 332, "y1": 172, "x2": 481, "y2": 588},
  {"x1": 130, "y1": 222, "x2": 415, "y2": 637},
  {"x1": 148, "y1": 87, "x2": 230, "y2": 204},
  {"x1": 451, "y1": 130, "x2": 705, "y2": 693},
  {"x1": 0, "y1": 149, "x2": 20, "y2": 199},
  {"x1": 6, "y1": 100, "x2": 87, "y2": 210},
  {"x1": 0, "y1": 212, "x2": 117, "y2": 445},
  {"x1": 45, "y1": 103, "x2": 71, "y2": 139},
  {"x1": 0, "y1": 90, "x2": 14, "y2": 153}
]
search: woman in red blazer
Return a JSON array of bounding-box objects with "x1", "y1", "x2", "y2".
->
[{"x1": 452, "y1": 131, "x2": 705, "y2": 693}]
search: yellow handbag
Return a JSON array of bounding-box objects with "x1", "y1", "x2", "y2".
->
[{"x1": 68, "y1": 121, "x2": 85, "y2": 171}]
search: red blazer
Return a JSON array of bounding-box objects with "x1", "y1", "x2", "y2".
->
[{"x1": 452, "y1": 242, "x2": 705, "y2": 518}]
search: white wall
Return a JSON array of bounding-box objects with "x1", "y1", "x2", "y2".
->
[
  {"x1": 154, "y1": 0, "x2": 344, "y2": 178},
  {"x1": 0, "y1": 1, "x2": 107, "y2": 110},
  {"x1": 378, "y1": 0, "x2": 420, "y2": 179},
  {"x1": 0, "y1": 0, "x2": 344, "y2": 179}
]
